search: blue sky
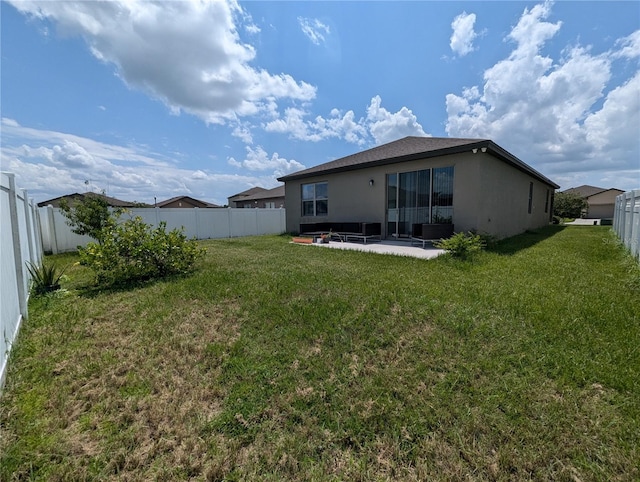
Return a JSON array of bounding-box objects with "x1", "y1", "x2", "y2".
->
[{"x1": 1, "y1": 0, "x2": 638, "y2": 205}]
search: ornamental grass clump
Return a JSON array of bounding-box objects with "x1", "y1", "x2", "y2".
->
[
  {"x1": 434, "y1": 231, "x2": 486, "y2": 259},
  {"x1": 79, "y1": 213, "x2": 204, "y2": 287},
  {"x1": 25, "y1": 260, "x2": 68, "y2": 295}
]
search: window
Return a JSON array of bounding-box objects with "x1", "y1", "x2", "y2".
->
[
  {"x1": 302, "y1": 182, "x2": 328, "y2": 216},
  {"x1": 545, "y1": 189, "x2": 549, "y2": 213},
  {"x1": 432, "y1": 167, "x2": 454, "y2": 223},
  {"x1": 265, "y1": 201, "x2": 275, "y2": 209},
  {"x1": 528, "y1": 182, "x2": 534, "y2": 214}
]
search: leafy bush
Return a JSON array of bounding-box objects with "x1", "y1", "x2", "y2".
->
[
  {"x1": 434, "y1": 232, "x2": 486, "y2": 259},
  {"x1": 26, "y1": 260, "x2": 68, "y2": 295},
  {"x1": 553, "y1": 191, "x2": 588, "y2": 219},
  {"x1": 79, "y1": 213, "x2": 204, "y2": 286}
]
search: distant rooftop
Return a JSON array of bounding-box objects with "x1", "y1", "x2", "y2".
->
[{"x1": 37, "y1": 192, "x2": 147, "y2": 208}]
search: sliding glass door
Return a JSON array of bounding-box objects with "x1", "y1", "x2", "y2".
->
[{"x1": 386, "y1": 166, "x2": 453, "y2": 237}]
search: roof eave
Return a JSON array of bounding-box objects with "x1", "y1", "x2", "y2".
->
[{"x1": 277, "y1": 141, "x2": 490, "y2": 182}]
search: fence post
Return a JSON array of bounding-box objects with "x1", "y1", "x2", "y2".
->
[
  {"x1": 46, "y1": 205, "x2": 60, "y2": 255},
  {"x1": 21, "y1": 189, "x2": 35, "y2": 263},
  {"x1": 280, "y1": 207, "x2": 286, "y2": 233},
  {"x1": 255, "y1": 208, "x2": 259, "y2": 235},
  {"x1": 33, "y1": 205, "x2": 44, "y2": 264},
  {"x1": 194, "y1": 207, "x2": 200, "y2": 240},
  {"x1": 7, "y1": 174, "x2": 28, "y2": 320}
]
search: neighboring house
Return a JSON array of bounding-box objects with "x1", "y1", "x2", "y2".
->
[
  {"x1": 278, "y1": 136, "x2": 559, "y2": 240},
  {"x1": 156, "y1": 196, "x2": 220, "y2": 208},
  {"x1": 561, "y1": 185, "x2": 624, "y2": 219},
  {"x1": 227, "y1": 185, "x2": 285, "y2": 208},
  {"x1": 37, "y1": 192, "x2": 146, "y2": 208},
  {"x1": 227, "y1": 187, "x2": 267, "y2": 208}
]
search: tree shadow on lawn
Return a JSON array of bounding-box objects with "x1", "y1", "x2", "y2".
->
[
  {"x1": 75, "y1": 272, "x2": 190, "y2": 299},
  {"x1": 487, "y1": 225, "x2": 567, "y2": 256}
]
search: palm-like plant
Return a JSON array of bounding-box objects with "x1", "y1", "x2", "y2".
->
[{"x1": 25, "y1": 261, "x2": 68, "y2": 295}]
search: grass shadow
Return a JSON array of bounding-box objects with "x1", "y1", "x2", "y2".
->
[
  {"x1": 75, "y1": 272, "x2": 192, "y2": 299},
  {"x1": 487, "y1": 225, "x2": 567, "y2": 255}
]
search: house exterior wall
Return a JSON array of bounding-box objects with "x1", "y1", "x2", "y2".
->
[
  {"x1": 585, "y1": 190, "x2": 622, "y2": 218},
  {"x1": 474, "y1": 155, "x2": 553, "y2": 238},
  {"x1": 284, "y1": 151, "x2": 555, "y2": 239},
  {"x1": 241, "y1": 196, "x2": 285, "y2": 209}
]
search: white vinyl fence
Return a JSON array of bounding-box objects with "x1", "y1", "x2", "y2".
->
[
  {"x1": 1, "y1": 172, "x2": 43, "y2": 389},
  {"x1": 39, "y1": 206, "x2": 287, "y2": 254},
  {"x1": 613, "y1": 189, "x2": 640, "y2": 261}
]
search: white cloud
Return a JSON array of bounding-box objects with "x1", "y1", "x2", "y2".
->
[
  {"x1": 614, "y1": 30, "x2": 640, "y2": 60},
  {"x1": 228, "y1": 146, "x2": 305, "y2": 177},
  {"x1": 265, "y1": 107, "x2": 367, "y2": 143},
  {"x1": 450, "y1": 12, "x2": 477, "y2": 57},
  {"x1": 264, "y1": 96, "x2": 427, "y2": 146},
  {"x1": 9, "y1": 0, "x2": 316, "y2": 124},
  {"x1": 584, "y1": 71, "x2": 640, "y2": 156},
  {"x1": 445, "y1": 2, "x2": 639, "y2": 188},
  {"x1": 1, "y1": 120, "x2": 279, "y2": 205},
  {"x1": 232, "y1": 123, "x2": 254, "y2": 144},
  {"x1": 365, "y1": 96, "x2": 428, "y2": 145},
  {"x1": 298, "y1": 17, "x2": 330, "y2": 45}
]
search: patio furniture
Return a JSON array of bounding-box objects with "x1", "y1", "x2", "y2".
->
[
  {"x1": 410, "y1": 223, "x2": 454, "y2": 248},
  {"x1": 300, "y1": 222, "x2": 382, "y2": 244}
]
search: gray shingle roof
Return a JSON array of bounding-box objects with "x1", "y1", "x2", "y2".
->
[
  {"x1": 156, "y1": 195, "x2": 220, "y2": 208},
  {"x1": 37, "y1": 192, "x2": 146, "y2": 208},
  {"x1": 560, "y1": 185, "x2": 606, "y2": 198},
  {"x1": 228, "y1": 186, "x2": 267, "y2": 200},
  {"x1": 240, "y1": 185, "x2": 284, "y2": 201},
  {"x1": 277, "y1": 136, "x2": 559, "y2": 188}
]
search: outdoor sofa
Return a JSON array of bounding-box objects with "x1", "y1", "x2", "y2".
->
[
  {"x1": 299, "y1": 222, "x2": 382, "y2": 244},
  {"x1": 410, "y1": 223, "x2": 454, "y2": 248}
]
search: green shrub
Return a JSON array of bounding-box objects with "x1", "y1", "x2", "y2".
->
[
  {"x1": 553, "y1": 191, "x2": 588, "y2": 219},
  {"x1": 79, "y1": 214, "x2": 204, "y2": 286},
  {"x1": 26, "y1": 260, "x2": 68, "y2": 295},
  {"x1": 434, "y1": 232, "x2": 485, "y2": 259}
]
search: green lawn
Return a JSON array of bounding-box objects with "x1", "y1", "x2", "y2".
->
[{"x1": 1, "y1": 226, "x2": 639, "y2": 481}]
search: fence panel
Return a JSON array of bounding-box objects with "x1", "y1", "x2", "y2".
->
[
  {"x1": 1, "y1": 173, "x2": 43, "y2": 389},
  {"x1": 39, "y1": 206, "x2": 287, "y2": 254},
  {"x1": 613, "y1": 189, "x2": 640, "y2": 261}
]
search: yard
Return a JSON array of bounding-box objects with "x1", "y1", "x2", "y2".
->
[{"x1": 1, "y1": 226, "x2": 639, "y2": 481}]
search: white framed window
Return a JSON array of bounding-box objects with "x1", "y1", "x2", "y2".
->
[{"x1": 302, "y1": 182, "x2": 328, "y2": 216}]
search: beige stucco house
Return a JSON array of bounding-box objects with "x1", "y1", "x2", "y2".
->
[
  {"x1": 227, "y1": 186, "x2": 285, "y2": 209},
  {"x1": 278, "y1": 136, "x2": 559, "y2": 240},
  {"x1": 561, "y1": 185, "x2": 624, "y2": 219}
]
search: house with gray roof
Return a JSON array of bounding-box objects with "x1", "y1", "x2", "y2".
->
[
  {"x1": 561, "y1": 185, "x2": 624, "y2": 219},
  {"x1": 156, "y1": 195, "x2": 220, "y2": 208},
  {"x1": 37, "y1": 192, "x2": 148, "y2": 208},
  {"x1": 278, "y1": 136, "x2": 559, "y2": 240},
  {"x1": 227, "y1": 185, "x2": 285, "y2": 209}
]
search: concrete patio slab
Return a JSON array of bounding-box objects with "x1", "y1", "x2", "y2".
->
[
  {"x1": 566, "y1": 219, "x2": 601, "y2": 225},
  {"x1": 306, "y1": 239, "x2": 445, "y2": 259}
]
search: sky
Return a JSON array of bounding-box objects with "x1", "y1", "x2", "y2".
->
[{"x1": 1, "y1": 0, "x2": 639, "y2": 206}]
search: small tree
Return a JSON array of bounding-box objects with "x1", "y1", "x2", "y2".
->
[
  {"x1": 553, "y1": 192, "x2": 588, "y2": 219},
  {"x1": 59, "y1": 194, "x2": 115, "y2": 243},
  {"x1": 79, "y1": 212, "x2": 204, "y2": 286}
]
